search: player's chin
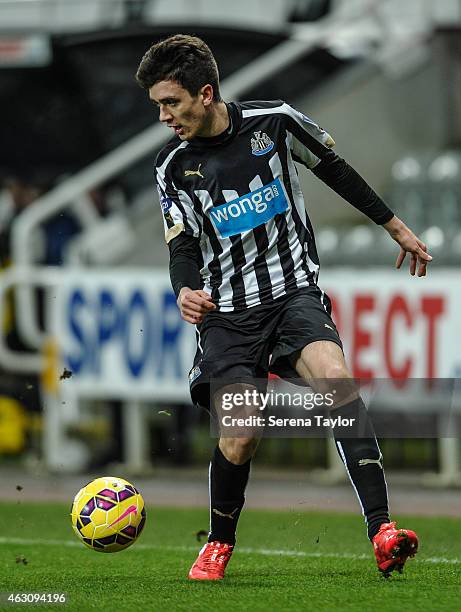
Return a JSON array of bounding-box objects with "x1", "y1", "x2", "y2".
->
[
  {"x1": 178, "y1": 128, "x2": 192, "y2": 140},
  {"x1": 180, "y1": 127, "x2": 201, "y2": 141}
]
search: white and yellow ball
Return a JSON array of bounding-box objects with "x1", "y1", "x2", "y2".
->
[{"x1": 70, "y1": 476, "x2": 146, "y2": 552}]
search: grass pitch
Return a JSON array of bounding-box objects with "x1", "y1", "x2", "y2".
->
[{"x1": 0, "y1": 502, "x2": 459, "y2": 611}]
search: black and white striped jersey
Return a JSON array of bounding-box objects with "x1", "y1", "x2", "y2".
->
[{"x1": 155, "y1": 100, "x2": 336, "y2": 312}]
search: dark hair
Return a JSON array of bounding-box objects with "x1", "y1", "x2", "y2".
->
[{"x1": 135, "y1": 34, "x2": 221, "y2": 102}]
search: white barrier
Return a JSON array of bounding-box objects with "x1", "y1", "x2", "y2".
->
[{"x1": 0, "y1": 266, "x2": 459, "y2": 480}]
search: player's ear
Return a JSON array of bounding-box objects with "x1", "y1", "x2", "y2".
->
[{"x1": 201, "y1": 84, "x2": 214, "y2": 107}]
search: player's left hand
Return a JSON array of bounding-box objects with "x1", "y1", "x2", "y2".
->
[{"x1": 383, "y1": 215, "x2": 432, "y2": 277}]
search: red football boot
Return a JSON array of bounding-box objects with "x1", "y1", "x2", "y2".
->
[
  {"x1": 372, "y1": 522, "x2": 419, "y2": 577},
  {"x1": 188, "y1": 541, "x2": 234, "y2": 580}
]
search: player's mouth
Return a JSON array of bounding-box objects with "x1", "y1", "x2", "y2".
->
[{"x1": 170, "y1": 124, "x2": 185, "y2": 136}]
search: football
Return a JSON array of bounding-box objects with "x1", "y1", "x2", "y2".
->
[{"x1": 70, "y1": 476, "x2": 146, "y2": 552}]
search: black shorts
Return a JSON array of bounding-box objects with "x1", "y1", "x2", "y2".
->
[{"x1": 189, "y1": 285, "x2": 343, "y2": 408}]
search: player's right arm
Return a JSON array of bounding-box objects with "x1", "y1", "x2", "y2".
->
[
  {"x1": 169, "y1": 233, "x2": 216, "y2": 324},
  {"x1": 155, "y1": 163, "x2": 216, "y2": 324}
]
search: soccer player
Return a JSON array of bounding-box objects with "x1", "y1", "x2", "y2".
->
[{"x1": 136, "y1": 35, "x2": 428, "y2": 580}]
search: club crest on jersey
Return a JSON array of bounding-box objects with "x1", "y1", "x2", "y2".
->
[{"x1": 251, "y1": 131, "x2": 274, "y2": 156}]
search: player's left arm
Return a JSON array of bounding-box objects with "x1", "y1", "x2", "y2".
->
[
  {"x1": 282, "y1": 104, "x2": 394, "y2": 224},
  {"x1": 311, "y1": 154, "x2": 432, "y2": 276},
  {"x1": 282, "y1": 104, "x2": 432, "y2": 276}
]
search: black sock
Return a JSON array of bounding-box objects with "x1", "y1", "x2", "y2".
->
[
  {"x1": 208, "y1": 446, "x2": 251, "y2": 545},
  {"x1": 332, "y1": 398, "x2": 390, "y2": 541}
]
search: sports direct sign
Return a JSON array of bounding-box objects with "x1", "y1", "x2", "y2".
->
[
  {"x1": 50, "y1": 269, "x2": 461, "y2": 401},
  {"x1": 325, "y1": 270, "x2": 458, "y2": 380},
  {"x1": 50, "y1": 270, "x2": 195, "y2": 400}
]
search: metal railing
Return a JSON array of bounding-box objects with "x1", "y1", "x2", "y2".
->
[{"x1": 10, "y1": 14, "x2": 346, "y2": 355}]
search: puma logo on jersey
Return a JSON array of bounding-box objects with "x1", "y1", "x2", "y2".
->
[
  {"x1": 184, "y1": 163, "x2": 204, "y2": 178},
  {"x1": 212, "y1": 507, "x2": 239, "y2": 520},
  {"x1": 359, "y1": 458, "x2": 383, "y2": 469}
]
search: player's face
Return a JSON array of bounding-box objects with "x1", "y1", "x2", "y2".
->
[{"x1": 149, "y1": 80, "x2": 211, "y2": 141}]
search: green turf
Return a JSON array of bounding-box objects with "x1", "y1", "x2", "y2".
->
[{"x1": 0, "y1": 502, "x2": 459, "y2": 611}]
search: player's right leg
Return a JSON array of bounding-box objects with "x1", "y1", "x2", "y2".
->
[
  {"x1": 188, "y1": 432, "x2": 260, "y2": 580},
  {"x1": 187, "y1": 311, "x2": 268, "y2": 580}
]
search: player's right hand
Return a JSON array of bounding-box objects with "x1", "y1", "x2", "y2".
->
[{"x1": 177, "y1": 287, "x2": 217, "y2": 324}]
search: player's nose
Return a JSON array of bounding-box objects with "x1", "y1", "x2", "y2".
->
[{"x1": 159, "y1": 105, "x2": 173, "y2": 123}]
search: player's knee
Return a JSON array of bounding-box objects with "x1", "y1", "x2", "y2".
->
[
  {"x1": 322, "y1": 361, "x2": 349, "y2": 380},
  {"x1": 308, "y1": 361, "x2": 352, "y2": 398},
  {"x1": 220, "y1": 437, "x2": 258, "y2": 464}
]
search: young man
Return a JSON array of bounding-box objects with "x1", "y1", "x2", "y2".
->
[{"x1": 136, "y1": 34, "x2": 429, "y2": 580}]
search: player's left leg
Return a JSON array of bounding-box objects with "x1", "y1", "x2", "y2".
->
[{"x1": 292, "y1": 340, "x2": 418, "y2": 576}]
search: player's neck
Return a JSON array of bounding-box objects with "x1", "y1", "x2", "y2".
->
[{"x1": 200, "y1": 102, "x2": 230, "y2": 138}]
